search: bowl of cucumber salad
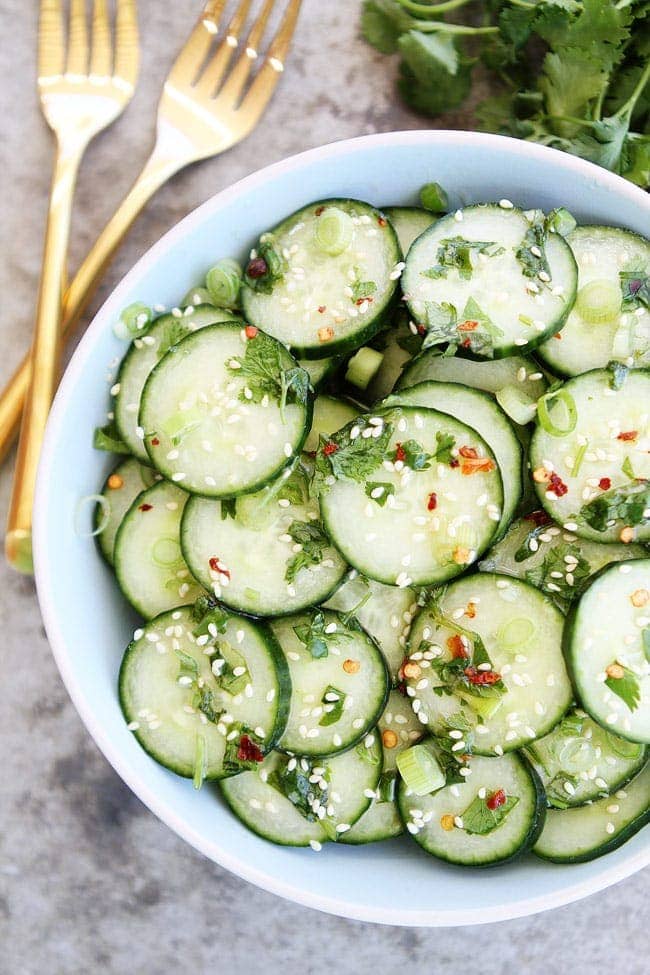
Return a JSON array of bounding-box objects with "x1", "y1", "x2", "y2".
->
[{"x1": 34, "y1": 131, "x2": 649, "y2": 926}]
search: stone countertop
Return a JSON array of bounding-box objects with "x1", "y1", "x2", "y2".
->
[{"x1": 0, "y1": 1, "x2": 647, "y2": 972}]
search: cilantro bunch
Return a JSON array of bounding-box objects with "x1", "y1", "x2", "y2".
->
[{"x1": 361, "y1": 0, "x2": 650, "y2": 187}]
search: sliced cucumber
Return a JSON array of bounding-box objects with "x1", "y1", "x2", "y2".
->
[
  {"x1": 219, "y1": 737, "x2": 383, "y2": 846},
  {"x1": 406, "y1": 574, "x2": 572, "y2": 755},
  {"x1": 529, "y1": 368, "x2": 650, "y2": 543},
  {"x1": 299, "y1": 356, "x2": 340, "y2": 391},
  {"x1": 536, "y1": 227, "x2": 650, "y2": 376},
  {"x1": 241, "y1": 199, "x2": 402, "y2": 359},
  {"x1": 139, "y1": 324, "x2": 312, "y2": 497},
  {"x1": 319, "y1": 407, "x2": 503, "y2": 586},
  {"x1": 324, "y1": 571, "x2": 416, "y2": 679},
  {"x1": 525, "y1": 707, "x2": 647, "y2": 807},
  {"x1": 383, "y1": 206, "x2": 437, "y2": 255},
  {"x1": 363, "y1": 313, "x2": 418, "y2": 403},
  {"x1": 115, "y1": 306, "x2": 237, "y2": 460},
  {"x1": 342, "y1": 690, "x2": 424, "y2": 844},
  {"x1": 402, "y1": 204, "x2": 577, "y2": 359},
  {"x1": 398, "y1": 752, "x2": 546, "y2": 866},
  {"x1": 271, "y1": 610, "x2": 389, "y2": 756},
  {"x1": 398, "y1": 349, "x2": 548, "y2": 404},
  {"x1": 385, "y1": 381, "x2": 523, "y2": 539},
  {"x1": 119, "y1": 606, "x2": 290, "y2": 780},
  {"x1": 479, "y1": 514, "x2": 646, "y2": 611},
  {"x1": 564, "y1": 560, "x2": 650, "y2": 744},
  {"x1": 534, "y1": 761, "x2": 650, "y2": 863},
  {"x1": 180, "y1": 465, "x2": 347, "y2": 617},
  {"x1": 114, "y1": 481, "x2": 204, "y2": 619},
  {"x1": 95, "y1": 457, "x2": 158, "y2": 565},
  {"x1": 303, "y1": 394, "x2": 358, "y2": 453}
]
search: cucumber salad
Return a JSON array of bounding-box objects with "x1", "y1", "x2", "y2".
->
[{"x1": 91, "y1": 190, "x2": 649, "y2": 868}]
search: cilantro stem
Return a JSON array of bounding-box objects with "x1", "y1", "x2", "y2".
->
[
  {"x1": 397, "y1": 0, "x2": 473, "y2": 12},
  {"x1": 415, "y1": 22, "x2": 499, "y2": 35},
  {"x1": 614, "y1": 61, "x2": 650, "y2": 121}
]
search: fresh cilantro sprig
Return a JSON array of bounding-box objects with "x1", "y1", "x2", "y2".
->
[
  {"x1": 293, "y1": 611, "x2": 352, "y2": 660},
  {"x1": 421, "y1": 237, "x2": 504, "y2": 280},
  {"x1": 268, "y1": 756, "x2": 331, "y2": 821},
  {"x1": 620, "y1": 270, "x2": 650, "y2": 309},
  {"x1": 524, "y1": 543, "x2": 592, "y2": 602},
  {"x1": 228, "y1": 330, "x2": 310, "y2": 411},
  {"x1": 313, "y1": 416, "x2": 393, "y2": 493},
  {"x1": 605, "y1": 662, "x2": 641, "y2": 712},
  {"x1": 285, "y1": 519, "x2": 330, "y2": 583},
  {"x1": 580, "y1": 480, "x2": 650, "y2": 532},
  {"x1": 461, "y1": 793, "x2": 519, "y2": 835}
]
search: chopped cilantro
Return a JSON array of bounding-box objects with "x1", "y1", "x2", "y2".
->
[
  {"x1": 313, "y1": 417, "x2": 393, "y2": 494},
  {"x1": 433, "y1": 430, "x2": 456, "y2": 465},
  {"x1": 524, "y1": 543, "x2": 592, "y2": 600},
  {"x1": 516, "y1": 219, "x2": 551, "y2": 280},
  {"x1": 319, "y1": 686, "x2": 346, "y2": 726},
  {"x1": 227, "y1": 329, "x2": 310, "y2": 409},
  {"x1": 421, "y1": 300, "x2": 457, "y2": 351},
  {"x1": 421, "y1": 237, "x2": 504, "y2": 281},
  {"x1": 607, "y1": 360, "x2": 629, "y2": 390},
  {"x1": 365, "y1": 481, "x2": 395, "y2": 507},
  {"x1": 293, "y1": 611, "x2": 351, "y2": 660},
  {"x1": 621, "y1": 455, "x2": 635, "y2": 480},
  {"x1": 398, "y1": 439, "x2": 432, "y2": 471},
  {"x1": 222, "y1": 726, "x2": 266, "y2": 774},
  {"x1": 461, "y1": 793, "x2": 519, "y2": 835},
  {"x1": 351, "y1": 276, "x2": 377, "y2": 302},
  {"x1": 93, "y1": 420, "x2": 129, "y2": 454},
  {"x1": 245, "y1": 238, "x2": 287, "y2": 294},
  {"x1": 220, "y1": 498, "x2": 237, "y2": 520},
  {"x1": 580, "y1": 481, "x2": 650, "y2": 532},
  {"x1": 605, "y1": 663, "x2": 641, "y2": 712},
  {"x1": 620, "y1": 270, "x2": 649, "y2": 309},
  {"x1": 285, "y1": 519, "x2": 329, "y2": 583},
  {"x1": 268, "y1": 756, "x2": 330, "y2": 821}
]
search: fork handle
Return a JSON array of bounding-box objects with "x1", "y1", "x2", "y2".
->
[
  {"x1": 5, "y1": 143, "x2": 85, "y2": 571},
  {"x1": 0, "y1": 148, "x2": 183, "y2": 470}
]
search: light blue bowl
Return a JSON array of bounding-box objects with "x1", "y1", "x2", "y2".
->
[{"x1": 34, "y1": 131, "x2": 650, "y2": 926}]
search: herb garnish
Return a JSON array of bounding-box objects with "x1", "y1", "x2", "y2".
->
[
  {"x1": 421, "y1": 296, "x2": 503, "y2": 357},
  {"x1": 524, "y1": 543, "x2": 592, "y2": 600},
  {"x1": 319, "y1": 686, "x2": 346, "y2": 727},
  {"x1": 293, "y1": 611, "x2": 351, "y2": 660},
  {"x1": 351, "y1": 274, "x2": 377, "y2": 302},
  {"x1": 421, "y1": 300, "x2": 457, "y2": 350},
  {"x1": 244, "y1": 237, "x2": 287, "y2": 294},
  {"x1": 605, "y1": 662, "x2": 641, "y2": 712},
  {"x1": 620, "y1": 270, "x2": 649, "y2": 309},
  {"x1": 223, "y1": 726, "x2": 266, "y2": 773},
  {"x1": 396, "y1": 439, "x2": 433, "y2": 470},
  {"x1": 423, "y1": 596, "x2": 506, "y2": 701},
  {"x1": 313, "y1": 417, "x2": 393, "y2": 493},
  {"x1": 365, "y1": 481, "x2": 395, "y2": 507},
  {"x1": 269, "y1": 756, "x2": 330, "y2": 821},
  {"x1": 607, "y1": 360, "x2": 629, "y2": 390},
  {"x1": 516, "y1": 218, "x2": 551, "y2": 280},
  {"x1": 227, "y1": 329, "x2": 310, "y2": 411},
  {"x1": 93, "y1": 420, "x2": 129, "y2": 454},
  {"x1": 421, "y1": 237, "x2": 504, "y2": 281},
  {"x1": 433, "y1": 431, "x2": 456, "y2": 466},
  {"x1": 580, "y1": 480, "x2": 650, "y2": 532},
  {"x1": 285, "y1": 519, "x2": 329, "y2": 583},
  {"x1": 461, "y1": 793, "x2": 519, "y2": 835},
  {"x1": 220, "y1": 498, "x2": 237, "y2": 520}
]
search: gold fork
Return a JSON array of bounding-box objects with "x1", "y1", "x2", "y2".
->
[
  {"x1": 0, "y1": 0, "x2": 303, "y2": 491},
  {"x1": 5, "y1": 0, "x2": 139, "y2": 573}
]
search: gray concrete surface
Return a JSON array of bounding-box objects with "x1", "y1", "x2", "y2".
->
[{"x1": 0, "y1": 2, "x2": 647, "y2": 973}]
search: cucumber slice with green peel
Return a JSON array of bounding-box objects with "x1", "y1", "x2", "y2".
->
[
  {"x1": 534, "y1": 761, "x2": 650, "y2": 863},
  {"x1": 180, "y1": 466, "x2": 347, "y2": 618},
  {"x1": 345, "y1": 347, "x2": 384, "y2": 391},
  {"x1": 299, "y1": 355, "x2": 340, "y2": 391},
  {"x1": 342, "y1": 690, "x2": 425, "y2": 844},
  {"x1": 115, "y1": 305, "x2": 238, "y2": 461},
  {"x1": 529, "y1": 368, "x2": 650, "y2": 543},
  {"x1": 564, "y1": 559, "x2": 650, "y2": 745},
  {"x1": 385, "y1": 381, "x2": 523, "y2": 540},
  {"x1": 271, "y1": 610, "x2": 390, "y2": 757},
  {"x1": 303, "y1": 394, "x2": 358, "y2": 453},
  {"x1": 536, "y1": 227, "x2": 650, "y2": 377},
  {"x1": 240, "y1": 199, "x2": 402, "y2": 359},
  {"x1": 398, "y1": 349, "x2": 548, "y2": 406},
  {"x1": 363, "y1": 314, "x2": 419, "y2": 404},
  {"x1": 119, "y1": 606, "x2": 290, "y2": 781},
  {"x1": 219, "y1": 738, "x2": 383, "y2": 847},
  {"x1": 318, "y1": 407, "x2": 504, "y2": 586},
  {"x1": 398, "y1": 752, "x2": 546, "y2": 867},
  {"x1": 95, "y1": 457, "x2": 158, "y2": 565},
  {"x1": 478, "y1": 514, "x2": 646, "y2": 611},
  {"x1": 383, "y1": 206, "x2": 437, "y2": 255},
  {"x1": 139, "y1": 324, "x2": 312, "y2": 498},
  {"x1": 324, "y1": 571, "x2": 416, "y2": 679},
  {"x1": 406, "y1": 574, "x2": 572, "y2": 756},
  {"x1": 524, "y1": 707, "x2": 647, "y2": 807},
  {"x1": 114, "y1": 481, "x2": 205, "y2": 619},
  {"x1": 402, "y1": 204, "x2": 577, "y2": 359}
]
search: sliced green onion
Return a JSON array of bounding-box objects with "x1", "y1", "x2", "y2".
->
[
  {"x1": 453, "y1": 522, "x2": 478, "y2": 551},
  {"x1": 495, "y1": 385, "x2": 537, "y2": 425},
  {"x1": 314, "y1": 206, "x2": 354, "y2": 256},
  {"x1": 605, "y1": 731, "x2": 643, "y2": 759},
  {"x1": 206, "y1": 258, "x2": 243, "y2": 309},
  {"x1": 396, "y1": 742, "x2": 446, "y2": 796},
  {"x1": 419, "y1": 182, "x2": 449, "y2": 214},
  {"x1": 537, "y1": 389, "x2": 577, "y2": 437},
  {"x1": 75, "y1": 494, "x2": 110, "y2": 538},
  {"x1": 113, "y1": 302, "x2": 152, "y2": 341},
  {"x1": 557, "y1": 737, "x2": 596, "y2": 773},
  {"x1": 572, "y1": 441, "x2": 588, "y2": 477},
  {"x1": 193, "y1": 734, "x2": 207, "y2": 790},
  {"x1": 345, "y1": 347, "x2": 384, "y2": 390},
  {"x1": 575, "y1": 279, "x2": 621, "y2": 324},
  {"x1": 181, "y1": 286, "x2": 213, "y2": 307},
  {"x1": 152, "y1": 536, "x2": 182, "y2": 567},
  {"x1": 546, "y1": 207, "x2": 577, "y2": 237},
  {"x1": 458, "y1": 692, "x2": 503, "y2": 721},
  {"x1": 497, "y1": 616, "x2": 535, "y2": 650}
]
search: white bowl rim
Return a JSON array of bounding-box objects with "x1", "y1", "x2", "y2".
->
[{"x1": 34, "y1": 129, "x2": 649, "y2": 926}]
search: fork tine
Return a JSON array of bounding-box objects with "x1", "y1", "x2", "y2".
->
[
  {"x1": 215, "y1": 0, "x2": 276, "y2": 108},
  {"x1": 38, "y1": 0, "x2": 65, "y2": 80},
  {"x1": 166, "y1": 1, "x2": 228, "y2": 87},
  {"x1": 66, "y1": 0, "x2": 89, "y2": 75},
  {"x1": 239, "y1": 0, "x2": 302, "y2": 118},
  {"x1": 193, "y1": 0, "x2": 253, "y2": 96},
  {"x1": 89, "y1": 0, "x2": 112, "y2": 77},
  {"x1": 114, "y1": 0, "x2": 140, "y2": 90}
]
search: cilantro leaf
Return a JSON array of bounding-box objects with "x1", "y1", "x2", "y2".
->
[
  {"x1": 365, "y1": 480, "x2": 395, "y2": 506},
  {"x1": 293, "y1": 611, "x2": 351, "y2": 660},
  {"x1": 461, "y1": 794, "x2": 519, "y2": 836},
  {"x1": 524, "y1": 543, "x2": 592, "y2": 601},
  {"x1": 398, "y1": 439, "x2": 432, "y2": 471},
  {"x1": 397, "y1": 32, "x2": 472, "y2": 117},
  {"x1": 421, "y1": 237, "x2": 504, "y2": 281},
  {"x1": 620, "y1": 270, "x2": 650, "y2": 310},
  {"x1": 457, "y1": 296, "x2": 504, "y2": 357},
  {"x1": 285, "y1": 519, "x2": 329, "y2": 583},
  {"x1": 360, "y1": 0, "x2": 413, "y2": 54},
  {"x1": 244, "y1": 238, "x2": 287, "y2": 294},
  {"x1": 580, "y1": 481, "x2": 650, "y2": 532},
  {"x1": 421, "y1": 300, "x2": 457, "y2": 351},
  {"x1": 93, "y1": 420, "x2": 129, "y2": 454},
  {"x1": 313, "y1": 417, "x2": 393, "y2": 493},
  {"x1": 228, "y1": 330, "x2": 310, "y2": 409},
  {"x1": 269, "y1": 756, "x2": 330, "y2": 821},
  {"x1": 351, "y1": 277, "x2": 377, "y2": 302},
  {"x1": 319, "y1": 686, "x2": 346, "y2": 727},
  {"x1": 516, "y1": 219, "x2": 551, "y2": 280},
  {"x1": 605, "y1": 663, "x2": 641, "y2": 712},
  {"x1": 433, "y1": 430, "x2": 456, "y2": 465}
]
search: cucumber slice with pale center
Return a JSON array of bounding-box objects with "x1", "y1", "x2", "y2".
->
[
  {"x1": 398, "y1": 349, "x2": 548, "y2": 403},
  {"x1": 564, "y1": 559, "x2": 650, "y2": 744},
  {"x1": 303, "y1": 394, "x2": 358, "y2": 453},
  {"x1": 96, "y1": 457, "x2": 158, "y2": 565},
  {"x1": 383, "y1": 206, "x2": 437, "y2": 255}
]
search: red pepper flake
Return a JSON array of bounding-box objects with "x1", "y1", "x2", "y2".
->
[
  {"x1": 447, "y1": 635, "x2": 468, "y2": 659},
  {"x1": 244, "y1": 324, "x2": 259, "y2": 339},
  {"x1": 599, "y1": 477, "x2": 612, "y2": 491},
  {"x1": 417, "y1": 324, "x2": 426, "y2": 336},
  {"x1": 315, "y1": 205, "x2": 325, "y2": 216},
  {"x1": 617, "y1": 430, "x2": 638, "y2": 442},
  {"x1": 461, "y1": 338, "x2": 472, "y2": 349},
  {"x1": 305, "y1": 449, "x2": 317, "y2": 459},
  {"x1": 459, "y1": 445, "x2": 478, "y2": 459},
  {"x1": 138, "y1": 503, "x2": 153, "y2": 512},
  {"x1": 322, "y1": 441, "x2": 338, "y2": 457},
  {"x1": 465, "y1": 602, "x2": 477, "y2": 619},
  {"x1": 457, "y1": 319, "x2": 479, "y2": 332},
  {"x1": 427, "y1": 492, "x2": 438, "y2": 511},
  {"x1": 450, "y1": 458, "x2": 460, "y2": 468},
  {"x1": 548, "y1": 472, "x2": 568, "y2": 497},
  {"x1": 246, "y1": 259, "x2": 267, "y2": 280},
  {"x1": 237, "y1": 735, "x2": 264, "y2": 764},
  {"x1": 394, "y1": 443, "x2": 406, "y2": 463},
  {"x1": 464, "y1": 666, "x2": 501, "y2": 686},
  {"x1": 150, "y1": 437, "x2": 160, "y2": 447},
  {"x1": 525, "y1": 509, "x2": 552, "y2": 527},
  {"x1": 318, "y1": 305, "x2": 326, "y2": 314},
  {"x1": 554, "y1": 332, "x2": 562, "y2": 340},
  {"x1": 459, "y1": 446, "x2": 496, "y2": 475},
  {"x1": 486, "y1": 789, "x2": 507, "y2": 811},
  {"x1": 377, "y1": 216, "x2": 387, "y2": 227},
  {"x1": 356, "y1": 296, "x2": 374, "y2": 306},
  {"x1": 208, "y1": 557, "x2": 231, "y2": 579}
]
